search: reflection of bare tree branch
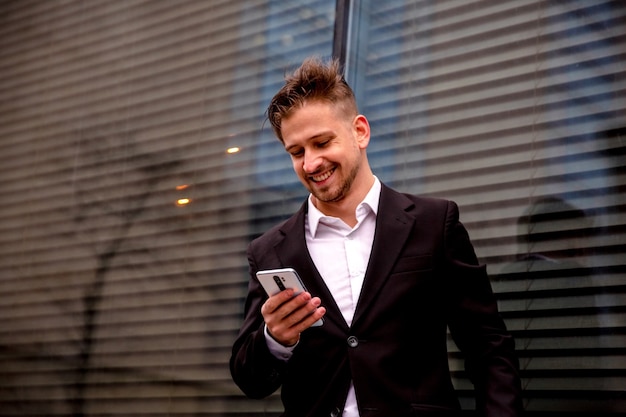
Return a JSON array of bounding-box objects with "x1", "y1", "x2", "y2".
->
[{"x1": 71, "y1": 127, "x2": 180, "y2": 417}]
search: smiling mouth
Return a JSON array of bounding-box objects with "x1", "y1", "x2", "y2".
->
[{"x1": 311, "y1": 168, "x2": 335, "y2": 183}]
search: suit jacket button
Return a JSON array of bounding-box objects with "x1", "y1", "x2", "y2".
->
[
  {"x1": 347, "y1": 335, "x2": 359, "y2": 348},
  {"x1": 330, "y1": 407, "x2": 341, "y2": 417}
]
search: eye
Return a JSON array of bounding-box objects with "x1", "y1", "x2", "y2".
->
[{"x1": 289, "y1": 148, "x2": 304, "y2": 157}]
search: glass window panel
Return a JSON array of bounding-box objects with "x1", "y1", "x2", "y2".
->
[
  {"x1": 0, "y1": 0, "x2": 334, "y2": 415},
  {"x1": 346, "y1": 0, "x2": 626, "y2": 414}
]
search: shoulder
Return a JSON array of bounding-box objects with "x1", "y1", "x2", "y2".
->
[
  {"x1": 248, "y1": 202, "x2": 306, "y2": 250},
  {"x1": 380, "y1": 183, "x2": 456, "y2": 216}
]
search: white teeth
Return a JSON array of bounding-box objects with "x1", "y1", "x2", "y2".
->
[{"x1": 312, "y1": 169, "x2": 334, "y2": 182}]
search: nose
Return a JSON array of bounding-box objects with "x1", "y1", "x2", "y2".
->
[{"x1": 302, "y1": 150, "x2": 322, "y2": 174}]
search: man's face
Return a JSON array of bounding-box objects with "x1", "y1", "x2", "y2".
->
[{"x1": 280, "y1": 100, "x2": 369, "y2": 205}]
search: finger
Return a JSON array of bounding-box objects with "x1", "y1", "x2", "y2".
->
[
  {"x1": 273, "y1": 292, "x2": 312, "y2": 323},
  {"x1": 263, "y1": 292, "x2": 312, "y2": 328},
  {"x1": 261, "y1": 290, "x2": 308, "y2": 331},
  {"x1": 265, "y1": 297, "x2": 325, "y2": 346},
  {"x1": 284, "y1": 296, "x2": 324, "y2": 329},
  {"x1": 262, "y1": 289, "x2": 295, "y2": 315},
  {"x1": 289, "y1": 306, "x2": 326, "y2": 335}
]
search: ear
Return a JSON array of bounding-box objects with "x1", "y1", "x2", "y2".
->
[{"x1": 353, "y1": 114, "x2": 370, "y2": 150}]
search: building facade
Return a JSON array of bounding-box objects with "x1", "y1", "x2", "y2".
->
[{"x1": 0, "y1": 1, "x2": 624, "y2": 415}]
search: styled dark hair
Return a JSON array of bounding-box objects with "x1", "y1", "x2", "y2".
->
[{"x1": 267, "y1": 56, "x2": 357, "y2": 142}]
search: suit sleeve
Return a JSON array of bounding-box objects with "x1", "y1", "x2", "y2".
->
[
  {"x1": 229, "y1": 245, "x2": 286, "y2": 399},
  {"x1": 443, "y1": 201, "x2": 524, "y2": 417}
]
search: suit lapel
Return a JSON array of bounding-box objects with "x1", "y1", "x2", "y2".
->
[
  {"x1": 351, "y1": 185, "x2": 416, "y2": 329},
  {"x1": 273, "y1": 203, "x2": 349, "y2": 331}
]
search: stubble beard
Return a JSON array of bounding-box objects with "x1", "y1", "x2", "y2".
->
[{"x1": 310, "y1": 157, "x2": 361, "y2": 204}]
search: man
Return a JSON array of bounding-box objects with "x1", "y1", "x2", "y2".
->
[{"x1": 230, "y1": 57, "x2": 523, "y2": 417}]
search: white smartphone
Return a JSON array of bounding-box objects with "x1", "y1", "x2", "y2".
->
[{"x1": 255, "y1": 267, "x2": 323, "y2": 327}]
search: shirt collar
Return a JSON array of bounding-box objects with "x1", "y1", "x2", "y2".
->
[{"x1": 307, "y1": 176, "x2": 381, "y2": 238}]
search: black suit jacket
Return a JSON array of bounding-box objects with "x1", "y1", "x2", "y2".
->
[{"x1": 231, "y1": 184, "x2": 523, "y2": 417}]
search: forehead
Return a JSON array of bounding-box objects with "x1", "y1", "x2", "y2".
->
[{"x1": 281, "y1": 101, "x2": 350, "y2": 141}]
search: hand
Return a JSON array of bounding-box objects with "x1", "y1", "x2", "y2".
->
[{"x1": 261, "y1": 289, "x2": 326, "y2": 346}]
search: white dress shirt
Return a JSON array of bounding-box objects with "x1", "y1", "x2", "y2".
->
[{"x1": 265, "y1": 177, "x2": 381, "y2": 417}]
